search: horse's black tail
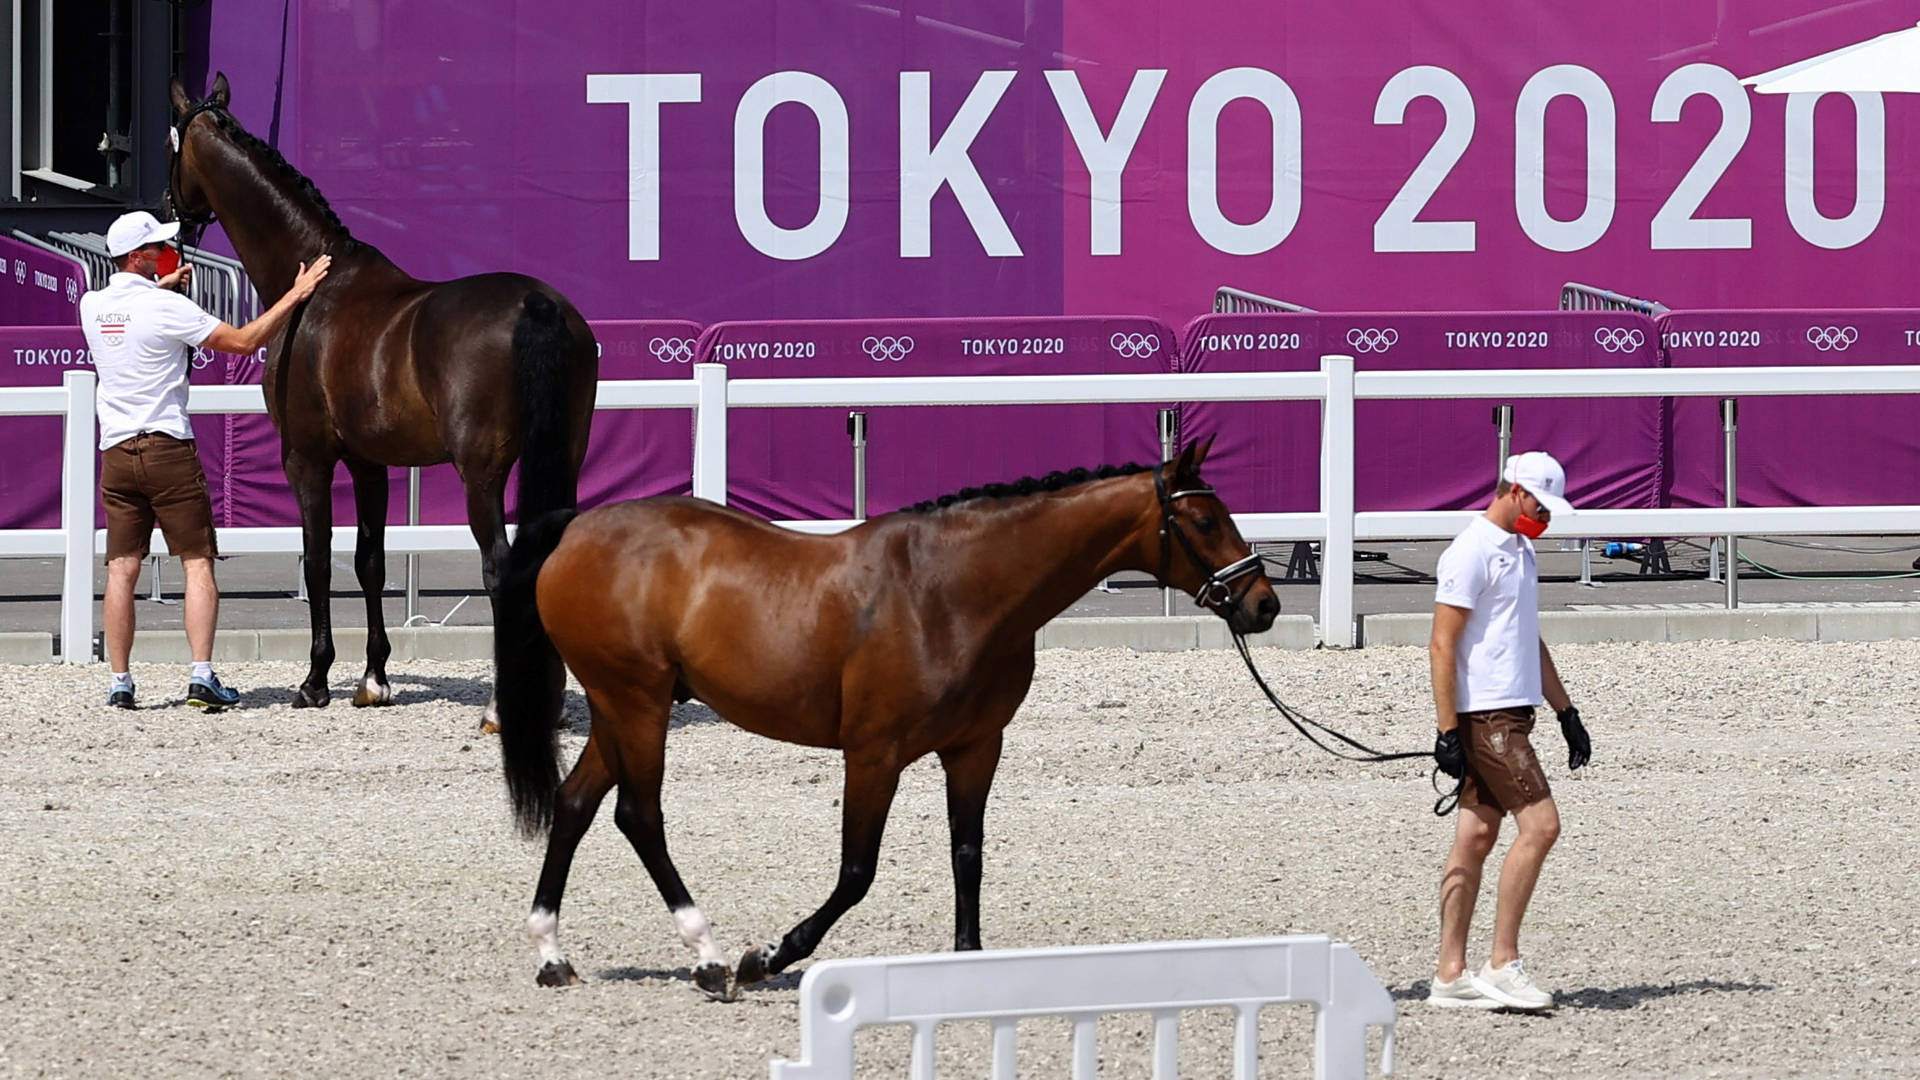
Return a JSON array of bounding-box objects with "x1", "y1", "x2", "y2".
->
[
  {"x1": 495, "y1": 507, "x2": 577, "y2": 838},
  {"x1": 511, "y1": 290, "x2": 580, "y2": 524}
]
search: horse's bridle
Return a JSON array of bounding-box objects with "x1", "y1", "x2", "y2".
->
[
  {"x1": 165, "y1": 99, "x2": 224, "y2": 250},
  {"x1": 1153, "y1": 467, "x2": 1266, "y2": 616}
]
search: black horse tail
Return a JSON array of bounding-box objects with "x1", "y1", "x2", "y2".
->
[
  {"x1": 495, "y1": 507, "x2": 578, "y2": 838},
  {"x1": 511, "y1": 290, "x2": 579, "y2": 524}
]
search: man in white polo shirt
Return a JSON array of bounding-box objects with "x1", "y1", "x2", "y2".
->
[
  {"x1": 78, "y1": 210, "x2": 329, "y2": 710},
  {"x1": 1423, "y1": 450, "x2": 1592, "y2": 1012}
]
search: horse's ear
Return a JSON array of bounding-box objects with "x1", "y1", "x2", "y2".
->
[
  {"x1": 210, "y1": 72, "x2": 231, "y2": 109},
  {"x1": 1172, "y1": 439, "x2": 1200, "y2": 482},
  {"x1": 169, "y1": 77, "x2": 191, "y2": 118},
  {"x1": 1191, "y1": 434, "x2": 1216, "y2": 470}
]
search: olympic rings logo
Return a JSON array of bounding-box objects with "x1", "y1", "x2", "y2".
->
[
  {"x1": 1806, "y1": 326, "x2": 1858, "y2": 352},
  {"x1": 66, "y1": 277, "x2": 79, "y2": 304},
  {"x1": 1109, "y1": 332, "x2": 1160, "y2": 359},
  {"x1": 863, "y1": 335, "x2": 915, "y2": 362},
  {"x1": 1345, "y1": 327, "x2": 1399, "y2": 353},
  {"x1": 1593, "y1": 327, "x2": 1644, "y2": 353},
  {"x1": 12, "y1": 261, "x2": 25, "y2": 284},
  {"x1": 649, "y1": 336, "x2": 696, "y2": 364}
]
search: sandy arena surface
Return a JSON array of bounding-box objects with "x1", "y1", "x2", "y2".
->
[{"x1": 1, "y1": 640, "x2": 1916, "y2": 1079}]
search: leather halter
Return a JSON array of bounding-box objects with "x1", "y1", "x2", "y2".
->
[
  {"x1": 1153, "y1": 466, "x2": 1265, "y2": 616},
  {"x1": 166, "y1": 99, "x2": 225, "y2": 249}
]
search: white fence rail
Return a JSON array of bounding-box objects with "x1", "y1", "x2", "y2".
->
[
  {"x1": 767, "y1": 935, "x2": 1396, "y2": 1080},
  {"x1": 7, "y1": 358, "x2": 1920, "y2": 659}
]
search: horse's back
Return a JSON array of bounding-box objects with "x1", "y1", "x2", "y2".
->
[{"x1": 412, "y1": 272, "x2": 593, "y2": 357}]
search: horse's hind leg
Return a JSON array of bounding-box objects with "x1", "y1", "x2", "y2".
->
[
  {"x1": 736, "y1": 751, "x2": 903, "y2": 987},
  {"x1": 284, "y1": 448, "x2": 338, "y2": 707},
  {"x1": 462, "y1": 473, "x2": 510, "y2": 733},
  {"x1": 344, "y1": 459, "x2": 394, "y2": 706},
  {"x1": 527, "y1": 728, "x2": 617, "y2": 987},
  {"x1": 604, "y1": 686, "x2": 732, "y2": 1000}
]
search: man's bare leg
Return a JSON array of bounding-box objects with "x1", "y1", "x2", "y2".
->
[
  {"x1": 103, "y1": 555, "x2": 143, "y2": 673},
  {"x1": 181, "y1": 556, "x2": 218, "y2": 664},
  {"x1": 1436, "y1": 801, "x2": 1501, "y2": 981},
  {"x1": 1490, "y1": 795, "x2": 1561, "y2": 969}
]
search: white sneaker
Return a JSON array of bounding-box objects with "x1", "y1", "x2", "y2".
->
[
  {"x1": 1425, "y1": 972, "x2": 1501, "y2": 1009},
  {"x1": 1470, "y1": 958, "x2": 1555, "y2": 1011}
]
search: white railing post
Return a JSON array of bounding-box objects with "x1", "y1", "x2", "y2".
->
[
  {"x1": 61, "y1": 370, "x2": 97, "y2": 663},
  {"x1": 1319, "y1": 356, "x2": 1356, "y2": 648},
  {"x1": 692, "y1": 362, "x2": 729, "y2": 504}
]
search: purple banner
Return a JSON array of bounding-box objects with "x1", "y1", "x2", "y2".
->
[
  {"x1": 1179, "y1": 312, "x2": 1664, "y2": 513},
  {"x1": 189, "y1": 2, "x2": 1920, "y2": 331},
  {"x1": 698, "y1": 316, "x2": 1175, "y2": 518},
  {"x1": 1660, "y1": 310, "x2": 1920, "y2": 508},
  {"x1": 0, "y1": 239, "x2": 86, "y2": 327}
]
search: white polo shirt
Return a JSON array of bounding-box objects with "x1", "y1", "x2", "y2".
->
[
  {"x1": 78, "y1": 272, "x2": 222, "y2": 450},
  {"x1": 1434, "y1": 515, "x2": 1542, "y2": 711}
]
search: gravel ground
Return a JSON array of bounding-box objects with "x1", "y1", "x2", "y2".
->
[{"x1": 1, "y1": 640, "x2": 1916, "y2": 1079}]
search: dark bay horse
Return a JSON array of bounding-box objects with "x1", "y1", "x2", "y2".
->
[
  {"x1": 165, "y1": 74, "x2": 598, "y2": 712},
  {"x1": 491, "y1": 439, "x2": 1279, "y2": 1000}
]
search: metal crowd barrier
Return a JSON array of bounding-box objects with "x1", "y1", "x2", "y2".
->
[
  {"x1": 43, "y1": 231, "x2": 256, "y2": 328},
  {"x1": 1559, "y1": 281, "x2": 1669, "y2": 316},
  {"x1": 1213, "y1": 286, "x2": 1316, "y2": 314}
]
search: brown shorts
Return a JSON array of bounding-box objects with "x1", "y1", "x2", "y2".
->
[
  {"x1": 1457, "y1": 706, "x2": 1551, "y2": 815},
  {"x1": 101, "y1": 433, "x2": 218, "y2": 563}
]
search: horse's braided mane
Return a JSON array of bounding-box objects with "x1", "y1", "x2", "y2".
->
[
  {"x1": 901, "y1": 462, "x2": 1155, "y2": 515},
  {"x1": 206, "y1": 108, "x2": 364, "y2": 253}
]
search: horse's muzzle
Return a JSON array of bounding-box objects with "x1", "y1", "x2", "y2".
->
[{"x1": 1227, "y1": 591, "x2": 1280, "y2": 635}]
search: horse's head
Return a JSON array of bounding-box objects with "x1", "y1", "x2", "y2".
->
[
  {"x1": 162, "y1": 72, "x2": 232, "y2": 234},
  {"x1": 1153, "y1": 436, "x2": 1280, "y2": 635}
]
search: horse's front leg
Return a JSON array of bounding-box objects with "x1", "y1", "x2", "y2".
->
[
  {"x1": 285, "y1": 448, "x2": 338, "y2": 707},
  {"x1": 938, "y1": 731, "x2": 1005, "y2": 952},
  {"x1": 736, "y1": 751, "x2": 902, "y2": 987},
  {"x1": 344, "y1": 459, "x2": 394, "y2": 705}
]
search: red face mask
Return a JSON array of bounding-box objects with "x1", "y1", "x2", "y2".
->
[
  {"x1": 1514, "y1": 513, "x2": 1548, "y2": 539},
  {"x1": 154, "y1": 245, "x2": 181, "y2": 277}
]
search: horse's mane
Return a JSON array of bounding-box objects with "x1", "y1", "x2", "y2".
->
[
  {"x1": 206, "y1": 109, "x2": 364, "y2": 253},
  {"x1": 901, "y1": 462, "x2": 1155, "y2": 515}
]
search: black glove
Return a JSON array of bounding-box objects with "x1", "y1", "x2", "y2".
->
[
  {"x1": 1433, "y1": 728, "x2": 1466, "y2": 780},
  {"x1": 1557, "y1": 706, "x2": 1591, "y2": 770}
]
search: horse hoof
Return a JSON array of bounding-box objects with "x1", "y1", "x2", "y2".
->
[
  {"x1": 478, "y1": 700, "x2": 501, "y2": 736},
  {"x1": 536, "y1": 959, "x2": 581, "y2": 987},
  {"x1": 734, "y1": 942, "x2": 777, "y2": 987},
  {"x1": 293, "y1": 686, "x2": 329, "y2": 708},
  {"x1": 351, "y1": 677, "x2": 393, "y2": 707},
  {"x1": 693, "y1": 961, "x2": 733, "y2": 1002}
]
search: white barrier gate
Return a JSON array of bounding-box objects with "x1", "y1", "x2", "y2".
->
[{"x1": 769, "y1": 935, "x2": 1397, "y2": 1080}]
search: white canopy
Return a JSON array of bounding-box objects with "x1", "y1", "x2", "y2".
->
[{"x1": 1742, "y1": 21, "x2": 1920, "y2": 94}]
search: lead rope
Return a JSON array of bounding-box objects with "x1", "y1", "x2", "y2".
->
[{"x1": 1229, "y1": 631, "x2": 1462, "y2": 816}]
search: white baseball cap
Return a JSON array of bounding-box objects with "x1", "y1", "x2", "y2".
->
[
  {"x1": 105, "y1": 210, "x2": 181, "y2": 257},
  {"x1": 1502, "y1": 451, "x2": 1575, "y2": 518}
]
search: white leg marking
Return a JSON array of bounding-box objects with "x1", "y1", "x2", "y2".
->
[
  {"x1": 673, "y1": 905, "x2": 727, "y2": 969},
  {"x1": 358, "y1": 674, "x2": 392, "y2": 703},
  {"x1": 528, "y1": 906, "x2": 566, "y2": 966}
]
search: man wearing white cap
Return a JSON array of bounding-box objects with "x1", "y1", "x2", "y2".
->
[
  {"x1": 78, "y1": 210, "x2": 329, "y2": 710},
  {"x1": 1422, "y1": 450, "x2": 1593, "y2": 1012}
]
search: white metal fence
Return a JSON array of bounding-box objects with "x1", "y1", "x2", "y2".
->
[
  {"x1": 6, "y1": 357, "x2": 1920, "y2": 659},
  {"x1": 767, "y1": 935, "x2": 1397, "y2": 1080}
]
